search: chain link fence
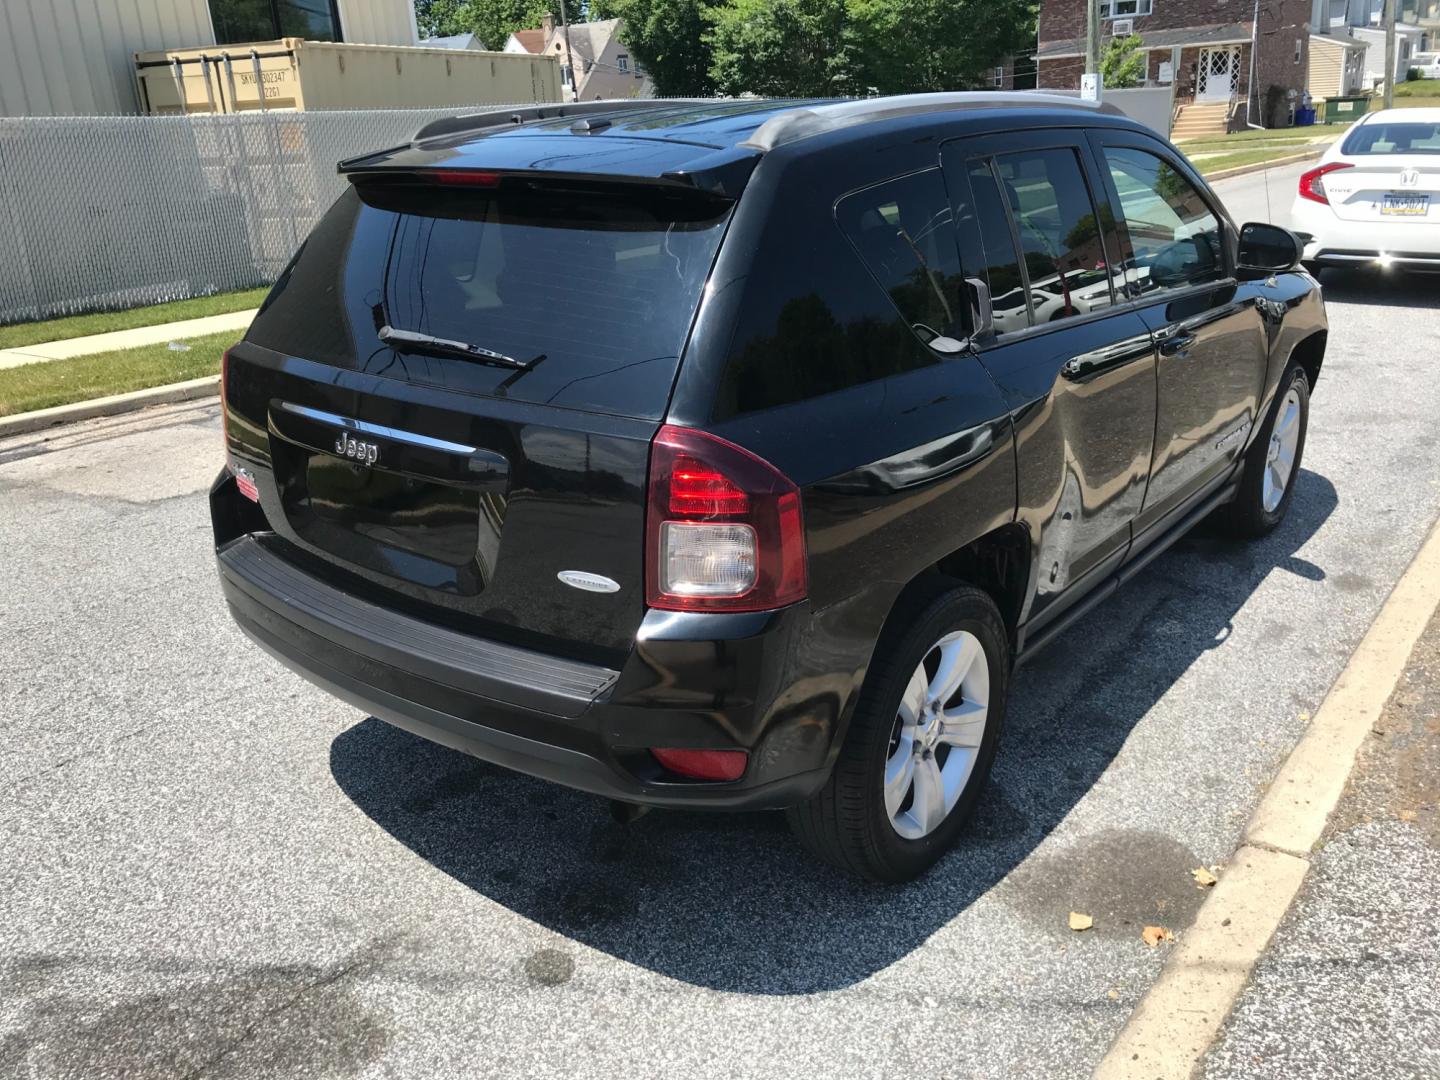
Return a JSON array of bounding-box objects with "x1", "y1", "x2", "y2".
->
[{"x1": 0, "y1": 108, "x2": 513, "y2": 325}]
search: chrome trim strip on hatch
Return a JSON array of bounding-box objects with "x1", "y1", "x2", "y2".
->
[{"x1": 276, "y1": 402, "x2": 480, "y2": 456}]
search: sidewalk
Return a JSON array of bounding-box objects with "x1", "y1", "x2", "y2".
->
[
  {"x1": 0, "y1": 309, "x2": 256, "y2": 370},
  {"x1": 1201, "y1": 608, "x2": 1440, "y2": 1079}
]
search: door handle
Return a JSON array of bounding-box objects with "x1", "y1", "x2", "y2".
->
[{"x1": 1156, "y1": 332, "x2": 1197, "y2": 357}]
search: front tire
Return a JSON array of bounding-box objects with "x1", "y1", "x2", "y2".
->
[
  {"x1": 1220, "y1": 362, "x2": 1310, "y2": 538},
  {"x1": 788, "y1": 585, "x2": 1009, "y2": 882}
]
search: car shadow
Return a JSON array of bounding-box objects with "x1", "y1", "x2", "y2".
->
[
  {"x1": 1315, "y1": 266, "x2": 1440, "y2": 308},
  {"x1": 330, "y1": 469, "x2": 1338, "y2": 994}
]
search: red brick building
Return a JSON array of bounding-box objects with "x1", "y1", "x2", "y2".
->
[{"x1": 1036, "y1": 0, "x2": 1313, "y2": 130}]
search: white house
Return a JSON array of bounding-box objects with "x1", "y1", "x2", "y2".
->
[
  {"x1": 507, "y1": 17, "x2": 653, "y2": 100},
  {"x1": 0, "y1": 0, "x2": 419, "y2": 116}
]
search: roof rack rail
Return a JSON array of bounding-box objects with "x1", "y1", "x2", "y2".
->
[
  {"x1": 740, "y1": 92, "x2": 1124, "y2": 152},
  {"x1": 409, "y1": 98, "x2": 713, "y2": 147}
]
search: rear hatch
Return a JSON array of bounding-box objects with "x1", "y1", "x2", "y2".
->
[
  {"x1": 225, "y1": 171, "x2": 733, "y2": 660},
  {"x1": 1327, "y1": 118, "x2": 1440, "y2": 225}
]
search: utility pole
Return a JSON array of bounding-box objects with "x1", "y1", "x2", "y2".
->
[
  {"x1": 559, "y1": 0, "x2": 577, "y2": 102},
  {"x1": 1383, "y1": 0, "x2": 1397, "y2": 109},
  {"x1": 1082, "y1": 0, "x2": 1103, "y2": 100},
  {"x1": 1085, "y1": 0, "x2": 1101, "y2": 80}
]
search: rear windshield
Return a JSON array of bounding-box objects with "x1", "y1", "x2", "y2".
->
[
  {"x1": 1341, "y1": 121, "x2": 1440, "y2": 156},
  {"x1": 248, "y1": 179, "x2": 731, "y2": 419}
]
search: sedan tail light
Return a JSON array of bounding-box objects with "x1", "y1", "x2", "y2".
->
[
  {"x1": 645, "y1": 425, "x2": 806, "y2": 612},
  {"x1": 1298, "y1": 162, "x2": 1353, "y2": 205}
]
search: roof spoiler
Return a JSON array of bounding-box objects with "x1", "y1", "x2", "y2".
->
[{"x1": 407, "y1": 98, "x2": 717, "y2": 148}]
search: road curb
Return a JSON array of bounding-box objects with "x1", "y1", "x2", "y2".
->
[
  {"x1": 1092, "y1": 514, "x2": 1440, "y2": 1080},
  {"x1": 0, "y1": 375, "x2": 219, "y2": 439},
  {"x1": 1202, "y1": 150, "x2": 1322, "y2": 183}
]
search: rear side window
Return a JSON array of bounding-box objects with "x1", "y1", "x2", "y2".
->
[
  {"x1": 1101, "y1": 147, "x2": 1225, "y2": 296},
  {"x1": 248, "y1": 181, "x2": 731, "y2": 419},
  {"x1": 1342, "y1": 121, "x2": 1440, "y2": 155},
  {"x1": 957, "y1": 147, "x2": 1115, "y2": 334},
  {"x1": 835, "y1": 169, "x2": 967, "y2": 346}
]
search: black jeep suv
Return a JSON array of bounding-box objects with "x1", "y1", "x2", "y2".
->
[{"x1": 213, "y1": 94, "x2": 1326, "y2": 881}]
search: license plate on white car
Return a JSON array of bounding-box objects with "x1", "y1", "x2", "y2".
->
[{"x1": 1382, "y1": 194, "x2": 1430, "y2": 216}]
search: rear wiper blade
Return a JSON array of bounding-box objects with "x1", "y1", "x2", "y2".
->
[{"x1": 378, "y1": 325, "x2": 543, "y2": 370}]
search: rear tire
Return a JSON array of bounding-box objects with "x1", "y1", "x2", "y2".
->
[
  {"x1": 787, "y1": 585, "x2": 1009, "y2": 882},
  {"x1": 1219, "y1": 362, "x2": 1310, "y2": 539}
]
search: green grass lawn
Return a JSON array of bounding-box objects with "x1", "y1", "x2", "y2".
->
[
  {"x1": 1195, "y1": 145, "x2": 1323, "y2": 177},
  {"x1": 1175, "y1": 126, "x2": 1325, "y2": 147},
  {"x1": 0, "y1": 331, "x2": 231, "y2": 417},
  {"x1": 0, "y1": 287, "x2": 267, "y2": 351}
]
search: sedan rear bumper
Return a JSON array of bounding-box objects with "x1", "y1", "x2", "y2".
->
[{"x1": 1291, "y1": 198, "x2": 1440, "y2": 269}]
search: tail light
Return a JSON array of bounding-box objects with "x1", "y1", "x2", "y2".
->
[
  {"x1": 645, "y1": 424, "x2": 806, "y2": 612},
  {"x1": 220, "y1": 347, "x2": 260, "y2": 503},
  {"x1": 1298, "y1": 162, "x2": 1353, "y2": 205}
]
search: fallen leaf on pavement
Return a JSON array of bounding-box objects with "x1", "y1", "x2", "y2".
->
[
  {"x1": 1192, "y1": 867, "x2": 1218, "y2": 887},
  {"x1": 1069, "y1": 912, "x2": 1094, "y2": 932},
  {"x1": 1142, "y1": 925, "x2": 1174, "y2": 947}
]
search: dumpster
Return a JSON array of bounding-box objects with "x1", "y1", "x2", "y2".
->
[
  {"x1": 136, "y1": 38, "x2": 561, "y2": 114},
  {"x1": 1322, "y1": 95, "x2": 1369, "y2": 124}
]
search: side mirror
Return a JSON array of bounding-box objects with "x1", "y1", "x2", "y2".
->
[{"x1": 1238, "y1": 222, "x2": 1303, "y2": 275}]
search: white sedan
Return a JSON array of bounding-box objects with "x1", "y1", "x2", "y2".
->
[{"x1": 1290, "y1": 107, "x2": 1440, "y2": 272}]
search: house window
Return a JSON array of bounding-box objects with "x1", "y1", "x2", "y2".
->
[
  {"x1": 209, "y1": 0, "x2": 341, "y2": 44},
  {"x1": 993, "y1": 65, "x2": 1006, "y2": 87},
  {"x1": 1294, "y1": 39, "x2": 1302, "y2": 63},
  {"x1": 617, "y1": 54, "x2": 628, "y2": 72},
  {"x1": 1100, "y1": 0, "x2": 1153, "y2": 17}
]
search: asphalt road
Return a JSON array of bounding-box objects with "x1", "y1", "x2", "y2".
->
[{"x1": 3, "y1": 164, "x2": 1439, "y2": 1080}]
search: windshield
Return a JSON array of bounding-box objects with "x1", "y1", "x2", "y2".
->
[
  {"x1": 249, "y1": 180, "x2": 732, "y2": 419},
  {"x1": 1342, "y1": 121, "x2": 1440, "y2": 156}
]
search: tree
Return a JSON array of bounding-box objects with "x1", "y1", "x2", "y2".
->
[
  {"x1": 413, "y1": 0, "x2": 554, "y2": 50},
  {"x1": 1099, "y1": 33, "x2": 1146, "y2": 89},
  {"x1": 706, "y1": 0, "x2": 857, "y2": 98},
  {"x1": 848, "y1": 0, "x2": 1035, "y2": 95},
  {"x1": 590, "y1": 0, "x2": 715, "y2": 95}
]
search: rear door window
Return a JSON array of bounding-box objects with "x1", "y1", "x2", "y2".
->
[
  {"x1": 835, "y1": 169, "x2": 968, "y2": 347},
  {"x1": 248, "y1": 180, "x2": 732, "y2": 419},
  {"x1": 950, "y1": 145, "x2": 1116, "y2": 334}
]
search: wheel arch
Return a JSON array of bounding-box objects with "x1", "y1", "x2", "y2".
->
[
  {"x1": 877, "y1": 522, "x2": 1032, "y2": 658},
  {"x1": 1288, "y1": 329, "x2": 1326, "y2": 391}
]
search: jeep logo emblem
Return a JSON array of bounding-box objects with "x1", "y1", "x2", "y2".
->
[{"x1": 334, "y1": 432, "x2": 379, "y2": 466}]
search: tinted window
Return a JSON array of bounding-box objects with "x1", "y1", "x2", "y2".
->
[
  {"x1": 956, "y1": 149, "x2": 1114, "y2": 334},
  {"x1": 1103, "y1": 147, "x2": 1225, "y2": 296},
  {"x1": 835, "y1": 170, "x2": 967, "y2": 346},
  {"x1": 210, "y1": 0, "x2": 339, "y2": 44},
  {"x1": 960, "y1": 161, "x2": 1030, "y2": 335},
  {"x1": 248, "y1": 182, "x2": 730, "y2": 419},
  {"x1": 1341, "y1": 121, "x2": 1440, "y2": 155},
  {"x1": 992, "y1": 148, "x2": 1114, "y2": 327}
]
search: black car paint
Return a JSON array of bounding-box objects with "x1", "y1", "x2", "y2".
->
[{"x1": 214, "y1": 98, "x2": 1326, "y2": 810}]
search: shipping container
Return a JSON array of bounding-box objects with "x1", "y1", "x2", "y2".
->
[{"x1": 135, "y1": 38, "x2": 560, "y2": 114}]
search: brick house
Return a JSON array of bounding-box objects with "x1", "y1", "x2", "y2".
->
[{"x1": 1036, "y1": 0, "x2": 1313, "y2": 131}]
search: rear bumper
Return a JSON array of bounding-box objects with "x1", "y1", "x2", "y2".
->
[
  {"x1": 1291, "y1": 198, "x2": 1440, "y2": 269},
  {"x1": 214, "y1": 481, "x2": 841, "y2": 810}
]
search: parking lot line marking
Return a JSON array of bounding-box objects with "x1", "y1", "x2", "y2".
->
[{"x1": 1092, "y1": 514, "x2": 1440, "y2": 1080}]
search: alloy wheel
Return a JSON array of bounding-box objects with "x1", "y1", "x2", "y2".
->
[
  {"x1": 883, "y1": 630, "x2": 990, "y2": 840},
  {"x1": 1262, "y1": 386, "x2": 1303, "y2": 513}
]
